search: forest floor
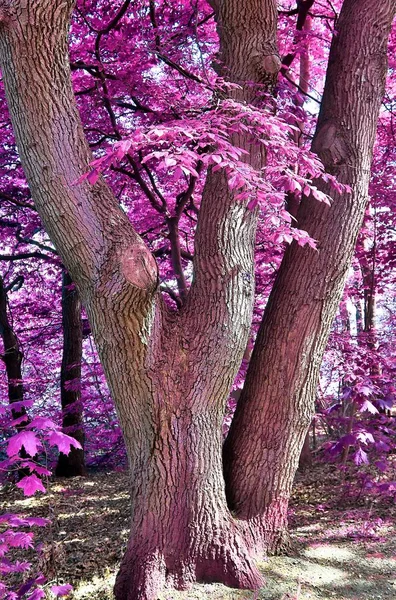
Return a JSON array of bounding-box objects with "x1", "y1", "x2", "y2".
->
[{"x1": 1, "y1": 462, "x2": 395, "y2": 600}]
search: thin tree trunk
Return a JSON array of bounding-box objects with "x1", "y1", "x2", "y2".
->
[
  {"x1": 0, "y1": 1, "x2": 279, "y2": 598},
  {"x1": 0, "y1": 274, "x2": 30, "y2": 475},
  {"x1": 359, "y1": 237, "x2": 377, "y2": 341},
  {"x1": 355, "y1": 298, "x2": 364, "y2": 334},
  {"x1": 0, "y1": 275, "x2": 24, "y2": 415},
  {"x1": 55, "y1": 271, "x2": 85, "y2": 477},
  {"x1": 358, "y1": 224, "x2": 384, "y2": 411},
  {"x1": 224, "y1": 0, "x2": 396, "y2": 554},
  {"x1": 296, "y1": 13, "x2": 314, "y2": 472}
]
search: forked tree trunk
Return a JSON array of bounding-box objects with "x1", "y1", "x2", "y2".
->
[
  {"x1": 224, "y1": 0, "x2": 396, "y2": 554},
  {"x1": 0, "y1": 1, "x2": 279, "y2": 598},
  {"x1": 55, "y1": 271, "x2": 85, "y2": 477}
]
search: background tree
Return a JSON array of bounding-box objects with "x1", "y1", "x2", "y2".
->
[
  {"x1": 0, "y1": 272, "x2": 30, "y2": 459},
  {"x1": 55, "y1": 271, "x2": 86, "y2": 477}
]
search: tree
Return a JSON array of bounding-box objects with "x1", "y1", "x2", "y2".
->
[
  {"x1": 0, "y1": 1, "x2": 394, "y2": 600},
  {"x1": 55, "y1": 271, "x2": 86, "y2": 477},
  {"x1": 0, "y1": 273, "x2": 31, "y2": 466},
  {"x1": 223, "y1": 0, "x2": 396, "y2": 553},
  {"x1": 0, "y1": 274, "x2": 24, "y2": 411}
]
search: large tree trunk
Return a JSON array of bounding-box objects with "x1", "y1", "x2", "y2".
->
[
  {"x1": 224, "y1": 0, "x2": 396, "y2": 554},
  {"x1": 0, "y1": 1, "x2": 279, "y2": 598},
  {"x1": 55, "y1": 271, "x2": 85, "y2": 477}
]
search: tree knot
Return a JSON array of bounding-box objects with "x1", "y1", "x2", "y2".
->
[{"x1": 121, "y1": 244, "x2": 158, "y2": 291}]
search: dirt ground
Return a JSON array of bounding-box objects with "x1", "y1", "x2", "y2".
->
[{"x1": 1, "y1": 463, "x2": 395, "y2": 600}]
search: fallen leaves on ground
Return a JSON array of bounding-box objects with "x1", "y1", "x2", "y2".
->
[{"x1": 1, "y1": 461, "x2": 395, "y2": 599}]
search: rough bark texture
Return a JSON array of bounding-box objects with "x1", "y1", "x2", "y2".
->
[
  {"x1": 56, "y1": 271, "x2": 85, "y2": 477},
  {"x1": 0, "y1": 1, "x2": 279, "y2": 598},
  {"x1": 224, "y1": 0, "x2": 396, "y2": 554}
]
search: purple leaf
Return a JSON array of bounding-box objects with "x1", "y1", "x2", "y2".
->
[
  {"x1": 360, "y1": 399, "x2": 378, "y2": 414},
  {"x1": 6, "y1": 531, "x2": 34, "y2": 549},
  {"x1": 26, "y1": 517, "x2": 50, "y2": 527},
  {"x1": 353, "y1": 448, "x2": 369, "y2": 466},
  {"x1": 375, "y1": 460, "x2": 388, "y2": 473}
]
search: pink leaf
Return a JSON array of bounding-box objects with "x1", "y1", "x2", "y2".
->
[
  {"x1": 247, "y1": 197, "x2": 258, "y2": 211},
  {"x1": 48, "y1": 431, "x2": 82, "y2": 454},
  {"x1": 360, "y1": 399, "x2": 378, "y2": 414},
  {"x1": 7, "y1": 431, "x2": 40, "y2": 457},
  {"x1": 31, "y1": 465, "x2": 52, "y2": 476},
  {"x1": 17, "y1": 474, "x2": 46, "y2": 496},
  {"x1": 26, "y1": 517, "x2": 50, "y2": 527},
  {"x1": 86, "y1": 169, "x2": 99, "y2": 185},
  {"x1": 11, "y1": 415, "x2": 30, "y2": 427},
  {"x1": 28, "y1": 416, "x2": 57, "y2": 430},
  {"x1": 51, "y1": 584, "x2": 73, "y2": 597}
]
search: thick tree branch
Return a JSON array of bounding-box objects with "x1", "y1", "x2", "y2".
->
[
  {"x1": 0, "y1": 0, "x2": 158, "y2": 303},
  {"x1": 224, "y1": 0, "x2": 396, "y2": 552},
  {"x1": 0, "y1": 190, "x2": 35, "y2": 210},
  {"x1": 187, "y1": 0, "x2": 279, "y2": 327}
]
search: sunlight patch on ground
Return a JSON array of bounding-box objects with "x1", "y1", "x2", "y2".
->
[
  {"x1": 74, "y1": 572, "x2": 115, "y2": 600},
  {"x1": 56, "y1": 507, "x2": 121, "y2": 520},
  {"x1": 304, "y1": 544, "x2": 356, "y2": 562},
  {"x1": 295, "y1": 523, "x2": 326, "y2": 532},
  {"x1": 158, "y1": 583, "x2": 253, "y2": 599},
  {"x1": 263, "y1": 556, "x2": 347, "y2": 586},
  {"x1": 9, "y1": 496, "x2": 47, "y2": 508}
]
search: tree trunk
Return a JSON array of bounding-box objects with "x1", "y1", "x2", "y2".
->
[
  {"x1": 0, "y1": 1, "x2": 279, "y2": 598},
  {"x1": 298, "y1": 428, "x2": 312, "y2": 471},
  {"x1": 0, "y1": 274, "x2": 31, "y2": 475},
  {"x1": 55, "y1": 271, "x2": 85, "y2": 477},
  {"x1": 0, "y1": 274, "x2": 24, "y2": 414},
  {"x1": 115, "y1": 399, "x2": 262, "y2": 599},
  {"x1": 224, "y1": 0, "x2": 396, "y2": 554},
  {"x1": 359, "y1": 240, "x2": 377, "y2": 340}
]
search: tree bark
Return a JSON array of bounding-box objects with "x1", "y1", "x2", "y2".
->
[
  {"x1": 298, "y1": 429, "x2": 312, "y2": 471},
  {"x1": 224, "y1": 0, "x2": 396, "y2": 554},
  {"x1": 0, "y1": 1, "x2": 279, "y2": 598},
  {"x1": 55, "y1": 271, "x2": 86, "y2": 477}
]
